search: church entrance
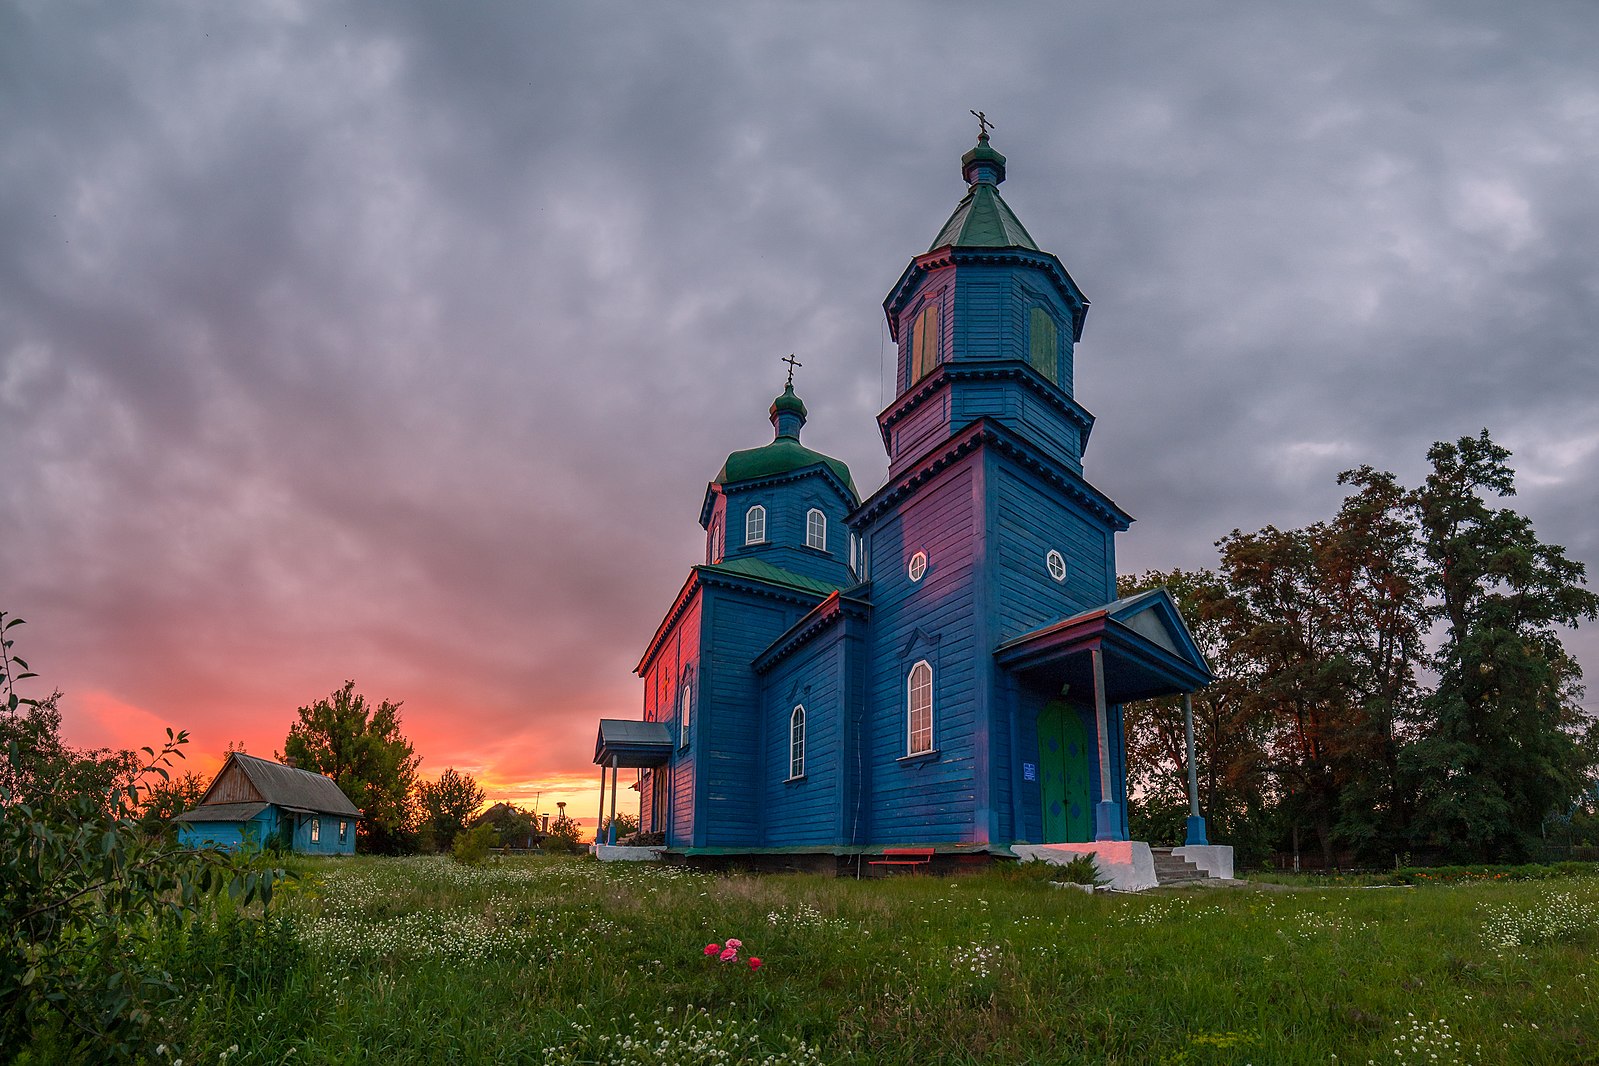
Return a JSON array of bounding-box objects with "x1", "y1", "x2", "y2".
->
[{"x1": 1037, "y1": 699, "x2": 1092, "y2": 843}]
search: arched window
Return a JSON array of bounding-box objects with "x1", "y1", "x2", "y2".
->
[
  {"x1": 680, "y1": 681, "x2": 693, "y2": 748},
  {"x1": 745, "y1": 504, "x2": 766, "y2": 545},
  {"x1": 907, "y1": 660, "x2": 933, "y2": 756},
  {"x1": 1029, "y1": 307, "x2": 1058, "y2": 384},
  {"x1": 708, "y1": 520, "x2": 724, "y2": 564},
  {"x1": 789, "y1": 705, "x2": 806, "y2": 779},
  {"x1": 912, "y1": 303, "x2": 940, "y2": 383},
  {"x1": 806, "y1": 508, "x2": 827, "y2": 551}
]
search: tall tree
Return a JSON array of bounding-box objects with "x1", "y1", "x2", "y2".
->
[
  {"x1": 1406, "y1": 431, "x2": 1599, "y2": 860},
  {"x1": 280, "y1": 681, "x2": 420, "y2": 854},
  {"x1": 416, "y1": 768, "x2": 486, "y2": 850},
  {"x1": 1120, "y1": 569, "x2": 1272, "y2": 855}
]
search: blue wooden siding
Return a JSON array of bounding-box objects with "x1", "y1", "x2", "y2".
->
[
  {"x1": 640, "y1": 594, "x2": 702, "y2": 848},
  {"x1": 701, "y1": 590, "x2": 800, "y2": 847},
  {"x1": 719, "y1": 479, "x2": 856, "y2": 587},
  {"x1": 990, "y1": 461, "x2": 1117, "y2": 645},
  {"x1": 760, "y1": 630, "x2": 846, "y2": 846},
  {"x1": 860, "y1": 460, "x2": 980, "y2": 844},
  {"x1": 177, "y1": 805, "x2": 354, "y2": 855}
]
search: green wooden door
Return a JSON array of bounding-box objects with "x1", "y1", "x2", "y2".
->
[{"x1": 1037, "y1": 699, "x2": 1092, "y2": 843}]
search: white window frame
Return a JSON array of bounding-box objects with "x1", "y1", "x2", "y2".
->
[
  {"x1": 908, "y1": 551, "x2": 928, "y2": 582},
  {"x1": 338, "y1": 820, "x2": 348, "y2": 843},
  {"x1": 680, "y1": 681, "x2": 693, "y2": 748},
  {"x1": 745, "y1": 504, "x2": 766, "y2": 545},
  {"x1": 1046, "y1": 549, "x2": 1067, "y2": 582},
  {"x1": 906, "y1": 660, "x2": 933, "y2": 756},
  {"x1": 788, "y1": 704, "x2": 806, "y2": 779},
  {"x1": 806, "y1": 508, "x2": 827, "y2": 551}
]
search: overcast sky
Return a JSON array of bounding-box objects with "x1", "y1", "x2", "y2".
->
[{"x1": 4, "y1": 1, "x2": 1596, "y2": 822}]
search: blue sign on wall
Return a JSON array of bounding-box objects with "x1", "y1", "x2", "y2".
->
[{"x1": 1023, "y1": 762, "x2": 1037, "y2": 782}]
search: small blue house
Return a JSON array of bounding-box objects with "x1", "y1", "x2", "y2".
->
[
  {"x1": 175, "y1": 751, "x2": 360, "y2": 855},
  {"x1": 594, "y1": 131, "x2": 1218, "y2": 876}
]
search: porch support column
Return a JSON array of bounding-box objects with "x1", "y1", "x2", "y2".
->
[
  {"x1": 596, "y1": 762, "x2": 608, "y2": 846},
  {"x1": 1091, "y1": 647, "x2": 1118, "y2": 841},
  {"x1": 1183, "y1": 692, "x2": 1209, "y2": 845},
  {"x1": 608, "y1": 755, "x2": 620, "y2": 844}
]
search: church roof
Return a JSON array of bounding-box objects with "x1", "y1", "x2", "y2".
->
[
  {"x1": 714, "y1": 439, "x2": 857, "y2": 495},
  {"x1": 927, "y1": 132, "x2": 1039, "y2": 252},
  {"x1": 928, "y1": 181, "x2": 1039, "y2": 251},
  {"x1": 696, "y1": 557, "x2": 844, "y2": 597}
]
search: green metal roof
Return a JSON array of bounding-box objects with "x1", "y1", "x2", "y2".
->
[
  {"x1": 928, "y1": 182, "x2": 1038, "y2": 251},
  {"x1": 714, "y1": 439, "x2": 857, "y2": 496},
  {"x1": 696, "y1": 557, "x2": 843, "y2": 597}
]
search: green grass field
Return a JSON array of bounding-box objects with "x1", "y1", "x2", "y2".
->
[{"x1": 155, "y1": 855, "x2": 1598, "y2": 1065}]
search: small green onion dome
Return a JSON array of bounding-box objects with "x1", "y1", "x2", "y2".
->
[{"x1": 713, "y1": 386, "x2": 857, "y2": 499}]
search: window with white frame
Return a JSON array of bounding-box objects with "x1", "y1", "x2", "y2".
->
[
  {"x1": 907, "y1": 660, "x2": 933, "y2": 755},
  {"x1": 709, "y1": 519, "x2": 724, "y2": 564},
  {"x1": 745, "y1": 504, "x2": 766, "y2": 545},
  {"x1": 908, "y1": 551, "x2": 928, "y2": 582},
  {"x1": 339, "y1": 820, "x2": 348, "y2": 843},
  {"x1": 311, "y1": 818, "x2": 321, "y2": 843},
  {"x1": 789, "y1": 705, "x2": 806, "y2": 779},
  {"x1": 806, "y1": 508, "x2": 826, "y2": 551},
  {"x1": 1046, "y1": 549, "x2": 1067, "y2": 582},
  {"x1": 680, "y1": 681, "x2": 692, "y2": 748}
]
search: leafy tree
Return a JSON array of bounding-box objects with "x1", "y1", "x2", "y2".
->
[
  {"x1": 417, "y1": 768, "x2": 486, "y2": 850},
  {"x1": 279, "y1": 681, "x2": 420, "y2": 854},
  {"x1": 542, "y1": 816, "x2": 586, "y2": 854},
  {"x1": 1406, "y1": 431, "x2": 1599, "y2": 860},
  {"x1": 478, "y1": 802, "x2": 538, "y2": 848},
  {"x1": 450, "y1": 823, "x2": 496, "y2": 865},
  {"x1": 0, "y1": 611, "x2": 282, "y2": 1060},
  {"x1": 136, "y1": 769, "x2": 208, "y2": 830},
  {"x1": 601, "y1": 811, "x2": 640, "y2": 842}
]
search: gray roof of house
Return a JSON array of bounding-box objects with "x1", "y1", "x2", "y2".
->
[
  {"x1": 210, "y1": 752, "x2": 362, "y2": 817},
  {"x1": 172, "y1": 801, "x2": 269, "y2": 823}
]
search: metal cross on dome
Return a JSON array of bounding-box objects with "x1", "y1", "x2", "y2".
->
[
  {"x1": 782, "y1": 353, "x2": 802, "y2": 387},
  {"x1": 971, "y1": 110, "x2": 995, "y2": 137}
]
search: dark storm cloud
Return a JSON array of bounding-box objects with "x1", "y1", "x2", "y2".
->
[{"x1": 3, "y1": 0, "x2": 1597, "y2": 781}]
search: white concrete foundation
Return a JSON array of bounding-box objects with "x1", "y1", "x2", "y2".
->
[
  {"x1": 593, "y1": 844, "x2": 666, "y2": 862},
  {"x1": 1011, "y1": 841, "x2": 1158, "y2": 892},
  {"x1": 1171, "y1": 844, "x2": 1234, "y2": 880}
]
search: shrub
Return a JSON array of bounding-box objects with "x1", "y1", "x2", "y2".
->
[
  {"x1": 451, "y1": 823, "x2": 496, "y2": 866},
  {"x1": 543, "y1": 818, "x2": 586, "y2": 854}
]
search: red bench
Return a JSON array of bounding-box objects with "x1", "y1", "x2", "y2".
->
[{"x1": 868, "y1": 847, "x2": 934, "y2": 871}]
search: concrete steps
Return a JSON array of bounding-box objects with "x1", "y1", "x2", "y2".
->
[{"x1": 1150, "y1": 847, "x2": 1210, "y2": 885}]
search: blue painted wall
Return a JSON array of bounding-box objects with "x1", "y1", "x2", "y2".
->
[{"x1": 177, "y1": 805, "x2": 355, "y2": 855}]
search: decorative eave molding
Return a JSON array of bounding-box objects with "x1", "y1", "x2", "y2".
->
[
  {"x1": 883, "y1": 246, "x2": 1089, "y2": 341},
  {"x1": 636, "y1": 565, "x2": 831, "y2": 676},
  {"x1": 874, "y1": 359, "x2": 1096, "y2": 452},
  {"x1": 752, "y1": 590, "x2": 873, "y2": 674},
  {"x1": 850, "y1": 417, "x2": 1132, "y2": 530},
  {"x1": 699, "y1": 463, "x2": 858, "y2": 529}
]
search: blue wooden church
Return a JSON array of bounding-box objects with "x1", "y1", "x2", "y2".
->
[{"x1": 595, "y1": 130, "x2": 1218, "y2": 876}]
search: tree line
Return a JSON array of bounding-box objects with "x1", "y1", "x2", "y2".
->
[{"x1": 1124, "y1": 430, "x2": 1599, "y2": 867}]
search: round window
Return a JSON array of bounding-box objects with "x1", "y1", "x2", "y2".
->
[
  {"x1": 1046, "y1": 549, "x2": 1067, "y2": 582},
  {"x1": 908, "y1": 551, "x2": 928, "y2": 582}
]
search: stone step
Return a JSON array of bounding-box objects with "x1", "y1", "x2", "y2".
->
[{"x1": 1150, "y1": 848, "x2": 1211, "y2": 884}]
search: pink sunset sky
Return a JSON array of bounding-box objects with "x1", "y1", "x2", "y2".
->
[{"x1": 5, "y1": 4, "x2": 1597, "y2": 830}]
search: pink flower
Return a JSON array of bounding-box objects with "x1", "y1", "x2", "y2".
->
[
  {"x1": 703, "y1": 943, "x2": 720, "y2": 956},
  {"x1": 748, "y1": 957, "x2": 763, "y2": 970},
  {"x1": 719, "y1": 947, "x2": 738, "y2": 962},
  {"x1": 725, "y1": 938, "x2": 742, "y2": 949}
]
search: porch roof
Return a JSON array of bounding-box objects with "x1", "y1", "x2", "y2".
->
[
  {"x1": 994, "y1": 587, "x2": 1212, "y2": 702},
  {"x1": 594, "y1": 719, "x2": 673, "y2": 767}
]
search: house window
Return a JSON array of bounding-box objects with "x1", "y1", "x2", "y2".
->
[
  {"x1": 789, "y1": 705, "x2": 806, "y2": 779},
  {"x1": 1030, "y1": 307, "x2": 1058, "y2": 384},
  {"x1": 907, "y1": 661, "x2": 933, "y2": 756},
  {"x1": 908, "y1": 551, "x2": 927, "y2": 582},
  {"x1": 709, "y1": 520, "x2": 724, "y2": 564},
  {"x1": 745, "y1": 504, "x2": 766, "y2": 545},
  {"x1": 311, "y1": 818, "x2": 321, "y2": 843},
  {"x1": 912, "y1": 303, "x2": 940, "y2": 382},
  {"x1": 806, "y1": 508, "x2": 827, "y2": 551},
  {"x1": 1046, "y1": 549, "x2": 1067, "y2": 582},
  {"x1": 680, "y1": 681, "x2": 692, "y2": 748},
  {"x1": 339, "y1": 820, "x2": 348, "y2": 843}
]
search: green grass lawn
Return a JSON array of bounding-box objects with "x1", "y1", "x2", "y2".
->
[{"x1": 160, "y1": 855, "x2": 1598, "y2": 1065}]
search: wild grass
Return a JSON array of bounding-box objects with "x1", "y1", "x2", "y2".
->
[{"x1": 152, "y1": 855, "x2": 1598, "y2": 1065}]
